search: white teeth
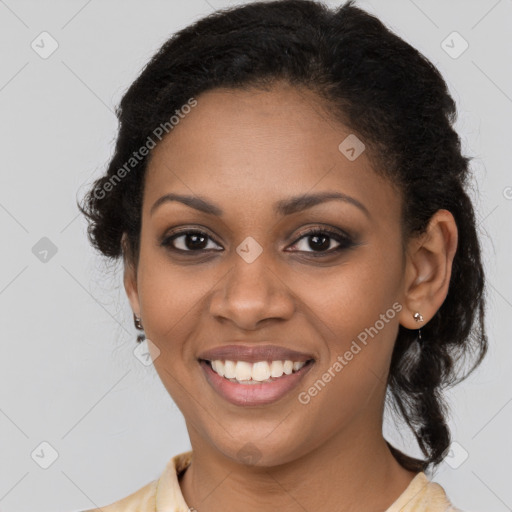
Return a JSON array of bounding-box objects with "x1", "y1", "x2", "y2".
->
[
  {"x1": 252, "y1": 361, "x2": 271, "y2": 381},
  {"x1": 235, "y1": 361, "x2": 252, "y2": 381},
  {"x1": 270, "y1": 360, "x2": 284, "y2": 378},
  {"x1": 224, "y1": 360, "x2": 236, "y2": 379},
  {"x1": 283, "y1": 360, "x2": 293, "y2": 375},
  {"x1": 207, "y1": 359, "x2": 309, "y2": 381},
  {"x1": 212, "y1": 360, "x2": 224, "y2": 377}
]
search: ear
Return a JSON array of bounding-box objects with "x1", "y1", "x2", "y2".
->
[
  {"x1": 121, "y1": 233, "x2": 141, "y2": 316},
  {"x1": 399, "y1": 209, "x2": 458, "y2": 329}
]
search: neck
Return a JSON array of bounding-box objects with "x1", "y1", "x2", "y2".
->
[{"x1": 179, "y1": 421, "x2": 418, "y2": 512}]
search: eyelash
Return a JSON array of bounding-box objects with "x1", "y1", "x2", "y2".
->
[{"x1": 160, "y1": 226, "x2": 356, "y2": 257}]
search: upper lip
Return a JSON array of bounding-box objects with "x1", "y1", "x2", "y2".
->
[{"x1": 198, "y1": 344, "x2": 315, "y2": 363}]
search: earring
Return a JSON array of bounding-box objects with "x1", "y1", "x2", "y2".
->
[
  {"x1": 134, "y1": 314, "x2": 143, "y2": 330},
  {"x1": 133, "y1": 313, "x2": 145, "y2": 343},
  {"x1": 413, "y1": 311, "x2": 423, "y2": 344},
  {"x1": 399, "y1": 312, "x2": 424, "y2": 379},
  {"x1": 413, "y1": 312, "x2": 424, "y2": 322}
]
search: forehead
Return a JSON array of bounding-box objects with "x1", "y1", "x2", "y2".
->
[{"x1": 143, "y1": 83, "x2": 401, "y2": 226}]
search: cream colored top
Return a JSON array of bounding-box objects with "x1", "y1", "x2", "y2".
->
[{"x1": 84, "y1": 450, "x2": 459, "y2": 512}]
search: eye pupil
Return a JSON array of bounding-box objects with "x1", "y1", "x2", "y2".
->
[
  {"x1": 186, "y1": 233, "x2": 207, "y2": 250},
  {"x1": 309, "y1": 234, "x2": 330, "y2": 251}
]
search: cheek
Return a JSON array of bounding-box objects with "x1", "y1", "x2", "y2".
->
[
  {"x1": 294, "y1": 268, "x2": 401, "y2": 437},
  {"x1": 136, "y1": 253, "x2": 210, "y2": 413},
  {"x1": 292, "y1": 256, "x2": 399, "y2": 338},
  {"x1": 293, "y1": 256, "x2": 402, "y2": 404},
  {"x1": 136, "y1": 243, "x2": 211, "y2": 335}
]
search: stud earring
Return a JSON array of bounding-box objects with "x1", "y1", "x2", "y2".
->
[
  {"x1": 413, "y1": 311, "x2": 423, "y2": 343},
  {"x1": 133, "y1": 313, "x2": 145, "y2": 343},
  {"x1": 413, "y1": 312, "x2": 424, "y2": 323},
  {"x1": 134, "y1": 314, "x2": 143, "y2": 330}
]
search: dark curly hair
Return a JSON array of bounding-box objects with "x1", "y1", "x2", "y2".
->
[{"x1": 78, "y1": 0, "x2": 488, "y2": 473}]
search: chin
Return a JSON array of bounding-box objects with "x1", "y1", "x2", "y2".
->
[{"x1": 210, "y1": 433, "x2": 311, "y2": 469}]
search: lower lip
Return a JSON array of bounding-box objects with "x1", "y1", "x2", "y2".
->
[{"x1": 199, "y1": 360, "x2": 314, "y2": 406}]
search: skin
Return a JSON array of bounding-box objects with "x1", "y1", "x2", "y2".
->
[{"x1": 123, "y1": 82, "x2": 458, "y2": 512}]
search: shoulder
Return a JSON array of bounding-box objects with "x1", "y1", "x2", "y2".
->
[
  {"x1": 81, "y1": 450, "x2": 193, "y2": 512},
  {"x1": 386, "y1": 472, "x2": 459, "y2": 512},
  {"x1": 82, "y1": 479, "x2": 158, "y2": 512}
]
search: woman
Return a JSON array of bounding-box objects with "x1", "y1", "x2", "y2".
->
[{"x1": 78, "y1": 0, "x2": 488, "y2": 510}]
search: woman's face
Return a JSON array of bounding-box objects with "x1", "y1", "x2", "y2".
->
[{"x1": 125, "y1": 83, "x2": 413, "y2": 466}]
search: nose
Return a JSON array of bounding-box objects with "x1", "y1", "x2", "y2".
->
[{"x1": 208, "y1": 255, "x2": 295, "y2": 330}]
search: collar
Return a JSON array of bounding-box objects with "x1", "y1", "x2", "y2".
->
[
  {"x1": 155, "y1": 450, "x2": 193, "y2": 511},
  {"x1": 385, "y1": 471, "x2": 454, "y2": 511}
]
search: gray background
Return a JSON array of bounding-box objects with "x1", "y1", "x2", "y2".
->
[{"x1": 0, "y1": 0, "x2": 510, "y2": 511}]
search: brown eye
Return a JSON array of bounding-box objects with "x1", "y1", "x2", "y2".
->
[
  {"x1": 288, "y1": 228, "x2": 355, "y2": 255},
  {"x1": 161, "y1": 230, "x2": 223, "y2": 252}
]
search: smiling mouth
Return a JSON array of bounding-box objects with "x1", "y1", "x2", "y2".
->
[{"x1": 199, "y1": 358, "x2": 315, "y2": 384}]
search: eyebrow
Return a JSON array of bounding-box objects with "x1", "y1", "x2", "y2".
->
[{"x1": 149, "y1": 191, "x2": 370, "y2": 219}]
